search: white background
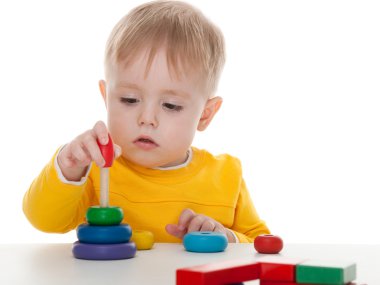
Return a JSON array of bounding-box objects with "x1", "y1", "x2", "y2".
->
[{"x1": 0, "y1": 0, "x2": 379, "y2": 244}]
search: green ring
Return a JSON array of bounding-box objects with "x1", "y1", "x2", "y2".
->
[{"x1": 86, "y1": 206, "x2": 124, "y2": 226}]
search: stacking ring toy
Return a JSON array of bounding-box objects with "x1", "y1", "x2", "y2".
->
[
  {"x1": 72, "y1": 241, "x2": 136, "y2": 260},
  {"x1": 77, "y1": 223, "x2": 132, "y2": 244},
  {"x1": 131, "y1": 230, "x2": 154, "y2": 250},
  {"x1": 183, "y1": 231, "x2": 228, "y2": 253},
  {"x1": 254, "y1": 234, "x2": 283, "y2": 254},
  {"x1": 86, "y1": 206, "x2": 124, "y2": 225}
]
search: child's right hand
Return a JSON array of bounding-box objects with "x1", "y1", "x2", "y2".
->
[{"x1": 57, "y1": 121, "x2": 121, "y2": 182}]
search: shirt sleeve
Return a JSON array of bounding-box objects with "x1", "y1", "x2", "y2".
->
[
  {"x1": 22, "y1": 148, "x2": 97, "y2": 233},
  {"x1": 230, "y1": 178, "x2": 270, "y2": 243}
]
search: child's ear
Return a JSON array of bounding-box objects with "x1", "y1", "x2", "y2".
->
[
  {"x1": 99, "y1": 80, "x2": 107, "y2": 107},
  {"x1": 197, "y1": 96, "x2": 223, "y2": 131}
]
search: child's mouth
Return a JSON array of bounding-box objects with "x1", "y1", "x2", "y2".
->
[{"x1": 134, "y1": 136, "x2": 159, "y2": 150}]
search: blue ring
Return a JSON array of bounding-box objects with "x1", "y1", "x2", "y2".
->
[
  {"x1": 72, "y1": 241, "x2": 136, "y2": 260},
  {"x1": 77, "y1": 223, "x2": 132, "y2": 244},
  {"x1": 183, "y1": 231, "x2": 228, "y2": 253}
]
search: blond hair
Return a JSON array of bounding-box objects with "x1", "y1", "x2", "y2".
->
[{"x1": 104, "y1": 0, "x2": 225, "y2": 95}]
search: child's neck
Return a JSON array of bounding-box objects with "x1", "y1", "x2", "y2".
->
[{"x1": 153, "y1": 149, "x2": 193, "y2": 171}]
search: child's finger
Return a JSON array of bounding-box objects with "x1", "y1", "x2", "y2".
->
[
  {"x1": 93, "y1": 121, "x2": 109, "y2": 145},
  {"x1": 71, "y1": 140, "x2": 91, "y2": 163},
  {"x1": 165, "y1": 224, "x2": 186, "y2": 239},
  {"x1": 214, "y1": 224, "x2": 226, "y2": 234},
  {"x1": 57, "y1": 149, "x2": 75, "y2": 168},
  {"x1": 82, "y1": 135, "x2": 105, "y2": 167},
  {"x1": 187, "y1": 215, "x2": 204, "y2": 232},
  {"x1": 200, "y1": 220, "x2": 216, "y2": 232},
  {"x1": 177, "y1": 208, "x2": 196, "y2": 231}
]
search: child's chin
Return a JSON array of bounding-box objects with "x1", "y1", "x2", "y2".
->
[{"x1": 125, "y1": 155, "x2": 163, "y2": 169}]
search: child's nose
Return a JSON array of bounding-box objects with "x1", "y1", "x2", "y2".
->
[{"x1": 137, "y1": 104, "x2": 158, "y2": 128}]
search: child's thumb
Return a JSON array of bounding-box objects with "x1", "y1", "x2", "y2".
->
[
  {"x1": 165, "y1": 224, "x2": 185, "y2": 239},
  {"x1": 114, "y1": 144, "x2": 122, "y2": 158}
]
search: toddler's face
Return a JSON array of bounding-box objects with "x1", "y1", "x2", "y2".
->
[{"x1": 101, "y1": 49, "x2": 210, "y2": 168}]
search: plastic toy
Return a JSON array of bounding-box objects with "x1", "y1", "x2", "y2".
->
[
  {"x1": 183, "y1": 231, "x2": 228, "y2": 253},
  {"x1": 72, "y1": 134, "x2": 137, "y2": 260},
  {"x1": 176, "y1": 259, "x2": 260, "y2": 285},
  {"x1": 76, "y1": 223, "x2": 132, "y2": 244},
  {"x1": 260, "y1": 280, "x2": 367, "y2": 285},
  {"x1": 254, "y1": 234, "x2": 283, "y2": 254},
  {"x1": 97, "y1": 134, "x2": 114, "y2": 207},
  {"x1": 131, "y1": 230, "x2": 154, "y2": 250},
  {"x1": 258, "y1": 256, "x2": 306, "y2": 282},
  {"x1": 97, "y1": 134, "x2": 114, "y2": 168},
  {"x1": 176, "y1": 256, "x2": 359, "y2": 285},
  {"x1": 72, "y1": 241, "x2": 136, "y2": 260},
  {"x1": 86, "y1": 206, "x2": 124, "y2": 225},
  {"x1": 296, "y1": 259, "x2": 357, "y2": 284}
]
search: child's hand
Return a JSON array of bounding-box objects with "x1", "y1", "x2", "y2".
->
[
  {"x1": 57, "y1": 121, "x2": 121, "y2": 181},
  {"x1": 165, "y1": 208, "x2": 236, "y2": 242}
]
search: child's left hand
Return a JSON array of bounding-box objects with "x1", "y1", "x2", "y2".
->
[{"x1": 165, "y1": 208, "x2": 236, "y2": 242}]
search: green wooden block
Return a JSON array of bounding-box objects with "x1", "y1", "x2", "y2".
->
[{"x1": 296, "y1": 260, "x2": 356, "y2": 284}]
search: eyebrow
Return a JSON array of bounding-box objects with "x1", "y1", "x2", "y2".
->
[
  {"x1": 117, "y1": 82, "x2": 190, "y2": 99},
  {"x1": 117, "y1": 83, "x2": 141, "y2": 90},
  {"x1": 160, "y1": 89, "x2": 191, "y2": 99}
]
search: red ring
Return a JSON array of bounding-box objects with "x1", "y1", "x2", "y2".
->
[{"x1": 254, "y1": 234, "x2": 283, "y2": 254}]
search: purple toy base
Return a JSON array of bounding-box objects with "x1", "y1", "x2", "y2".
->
[{"x1": 72, "y1": 241, "x2": 136, "y2": 260}]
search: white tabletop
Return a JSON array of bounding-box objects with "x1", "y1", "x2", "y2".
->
[{"x1": 0, "y1": 243, "x2": 378, "y2": 284}]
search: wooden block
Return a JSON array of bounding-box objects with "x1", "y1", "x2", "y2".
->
[
  {"x1": 176, "y1": 259, "x2": 260, "y2": 285},
  {"x1": 258, "y1": 256, "x2": 306, "y2": 282},
  {"x1": 260, "y1": 281, "x2": 363, "y2": 285},
  {"x1": 296, "y1": 259, "x2": 356, "y2": 284},
  {"x1": 260, "y1": 281, "x2": 303, "y2": 285}
]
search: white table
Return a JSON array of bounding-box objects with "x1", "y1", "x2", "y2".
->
[{"x1": 0, "y1": 243, "x2": 378, "y2": 284}]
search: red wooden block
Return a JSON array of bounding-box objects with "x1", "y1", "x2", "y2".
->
[
  {"x1": 260, "y1": 280, "x2": 367, "y2": 285},
  {"x1": 176, "y1": 259, "x2": 260, "y2": 285},
  {"x1": 258, "y1": 256, "x2": 306, "y2": 282},
  {"x1": 260, "y1": 281, "x2": 309, "y2": 285}
]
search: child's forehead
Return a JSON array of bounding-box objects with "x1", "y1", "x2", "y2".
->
[
  {"x1": 107, "y1": 48, "x2": 207, "y2": 91},
  {"x1": 121, "y1": 47, "x2": 198, "y2": 77},
  {"x1": 106, "y1": 58, "x2": 207, "y2": 101}
]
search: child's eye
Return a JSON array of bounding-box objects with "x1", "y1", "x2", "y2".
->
[
  {"x1": 163, "y1": 103, "x2": 183, "y2": 112},
  {"x1": 121, "y1": 98, "x2": 139, "y2": 105}
]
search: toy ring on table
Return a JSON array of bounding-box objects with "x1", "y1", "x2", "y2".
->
[
  {"x1": 72, "y1": 241, "x2": 136, "y2": 260},
  {"x1": 183, "y1": 231, "x2": 228, "y2": 253},
  {"x1": 131, "y1": 230, "x2": 154, "y2": 250},
  {"x1": 77, "y1": 223, "x2": 132, "y2": 244},
  {"x1": 86, "y1": 206, "x2": 124, "y2": 226},
  {"x1": 253, "y1": 234, "x2": 283, "y2": 254}
]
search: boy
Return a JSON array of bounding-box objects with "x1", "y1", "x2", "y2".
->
[{"x1": 23, "y1": 0, "x2": 270, "y2": 243}]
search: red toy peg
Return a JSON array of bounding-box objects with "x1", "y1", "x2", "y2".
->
[
  {"x1": 97, "y1": 134, "x2": 114, "y2": 167},
  {"x1": 254, "y1": 234, "x2": 283, "y2": 254}
]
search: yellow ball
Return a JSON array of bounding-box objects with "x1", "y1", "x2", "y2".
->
[{"x1": 131, "y1": 230, "x2": 154, "y2": 250}]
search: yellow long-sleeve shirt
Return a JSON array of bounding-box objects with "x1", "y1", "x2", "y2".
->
[{"x1": 23, "y1": 147, "x2": 269, "y2": 243}]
